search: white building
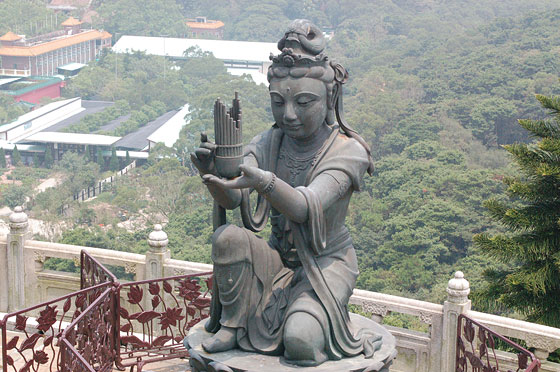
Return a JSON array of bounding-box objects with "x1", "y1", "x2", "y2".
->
[{"x1": 112, "y1": 36, "x2": 277, "y2": 85}]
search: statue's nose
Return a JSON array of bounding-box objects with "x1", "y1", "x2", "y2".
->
[{"x1": 284, "y1": 103, "x2": 297, "y2": 122}]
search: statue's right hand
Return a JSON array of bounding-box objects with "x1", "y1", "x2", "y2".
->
[{"x1": 190, "y1": 132, "x2": 217, "y2": 176}]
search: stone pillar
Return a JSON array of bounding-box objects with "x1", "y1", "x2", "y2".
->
[
  {"x1": 6, "y1": 207, "x2": 29, "y2": 312},
  {"x1": 145, "y1": 224, "x2": 170, "y2": 280},
  {"x1": 441, "y1": 271, "x2": 470, "y2": 372}
]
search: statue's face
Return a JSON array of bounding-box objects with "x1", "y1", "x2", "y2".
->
[{"x1": 269, "y1": 76, "x2": 328, "y2": 140}]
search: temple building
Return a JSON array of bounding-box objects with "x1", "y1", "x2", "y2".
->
[
  {"x1": 186, "y1": 17, "x2": 225, "y2": 39},
  {"x1": 0, "y1": 17, "x2": 111, "y2": 77}
]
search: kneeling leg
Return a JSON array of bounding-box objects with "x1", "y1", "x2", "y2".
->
[
  {"x1": 203, "y1": 224, "x2": 251, "y2": 353},
  {"x1": 283, "y1": 312, "x2": 328, "y2": 366}
]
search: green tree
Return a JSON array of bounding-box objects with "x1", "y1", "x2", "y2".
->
[
  {"x1": 32, "y1": 152, "x2": 39, "y2": 168},
  {"x1": 0, "y1": 148, "x2": 6, "y2": 168},
  {"x1": 97, "y1": 147, "x2": 105, "y2": 169},
  {"x1": 85, "y1": 145, "x2": 92, "y2": 163},
  {"x1": 125, "y1": 150, "x2": 131, "y2": 166},
  {"x1": 474, "y1": 94, "x2": 560, "y2": 327},
  {"x1": 1, "y1": 184, "x2": 27, "y2": 208},
  {"x1": 95, "y1": 0, "x2": 188, "y2": 37},
  {"x1": 44, "y1": 147, "x2": 54, "y2": 169},
  {"x1": 0, "y1": 0, "x2": 58, "y2": 37},
  {"x1": 56, "y1": 152, "x2": 101, "y2": 195},
  {"x1": 109, "y1": 147, "x2": 119, "y2": 171},
  {"x1": 11, "y1": 145, "x2": 21, "y2": 166}
]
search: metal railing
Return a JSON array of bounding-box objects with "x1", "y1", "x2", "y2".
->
[
  {"x1": 0, "y1": 282, "x2": 110, "y2": 372},
  {"x1": 80, "y1": 250, "x2": 118, "y2": 289},
  {"x1": 114, "y1": 273, "x2": 213, "y2": 372},
  {"x1": 456, "y1": 314, "x2": 541, "y2": 372},
  {"x1": 0, "y1": 68, "x2": 31, "y2": 77},
  {"x1": 1, "y1": 249, "x2": 212, "y2": 372},
  {"x1": 73, "y1": 161, "x2": 136, "y2": 203},
  {"x1": 59, "y1": 288, "x2": 116, "y2": 372}
]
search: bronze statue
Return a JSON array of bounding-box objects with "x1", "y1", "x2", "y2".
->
[{"x1": 190, "y1": 19, "x2": 381, "y2": 367}]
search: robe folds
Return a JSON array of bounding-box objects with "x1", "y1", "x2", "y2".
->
[{"x1": 206, "y1": 124, "x2": 381, "y2": 360}]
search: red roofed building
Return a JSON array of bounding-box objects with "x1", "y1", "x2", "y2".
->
[
  {"x1": 186, "y1": 17, "x2": 224, "y2": 39},
  {"x1": 0, "y1": 17, "x2": 111, "y2": 77}
]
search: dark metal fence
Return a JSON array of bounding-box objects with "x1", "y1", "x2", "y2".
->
[
  {"x1": 80, "y1": 250, "x2": 118, "y2": 289},
  {"x1": 0, "y1": 282, "x2": 110, "y2": 372},
  {"x1": 73, "y1": 161, "x2": 136, "y2": 203},
  {"x1": 1, "y1": 249, "x2": 212, "y2": 372},
  {"x1": 59, "y1": 288, "x2": 116, "y2": 372},
  {"x1": 456, "y1": 314, "x2": 541, "y2": 372},
  {"x1": 114, "y1": 273, "x2": 213, "y2": 371}
]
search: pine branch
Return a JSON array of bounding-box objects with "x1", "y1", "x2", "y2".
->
[
  {"x1": 518, "y1": 119, "x2": 560, "y2": 139},
  {"x1": 492, "y1": 203, "x2": 560, "y2": 231},
  {"x1": 536, "y1": 94, "x2": 560, "y2": 116}
]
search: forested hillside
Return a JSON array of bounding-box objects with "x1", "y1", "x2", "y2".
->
[{"x1": 9, "y1": 0, "x2": 560, "y2": 309}]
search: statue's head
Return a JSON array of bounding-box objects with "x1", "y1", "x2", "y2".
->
[
  {"x1": 267, "y1": 19, "x2": 347, "y2": 137},
  {"x1": 268, "y1": 20, "x2": 374, "y2": 173}
]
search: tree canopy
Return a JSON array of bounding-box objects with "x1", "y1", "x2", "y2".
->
[{"x1": 474, "y1": 94, "x2": 560, "y2": 327}]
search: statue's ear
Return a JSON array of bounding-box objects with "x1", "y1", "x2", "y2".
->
[
  {"x1": 330, "y1": 83, "x2": 340, "y2": 109},
  {"x1": 326, "y1": 84, "x2": 338, "y2": 125},
  {"x1": 326, "y1": 108, "x2": 335, "y2": 125}
]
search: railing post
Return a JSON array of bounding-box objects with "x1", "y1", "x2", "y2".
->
[
  {"x1": 145, "y1": 224, "x2": 170, "y2": 280},
  {"x1": 441, "y1": 271, "x2": 470, "y2": 372},
  {"x1": 5, "y1": 206, "x2": 29, "y2": 312}
]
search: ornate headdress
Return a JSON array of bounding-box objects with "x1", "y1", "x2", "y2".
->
[{"x1": 268, "y1": 20, "x2": 374, "y2": 175}]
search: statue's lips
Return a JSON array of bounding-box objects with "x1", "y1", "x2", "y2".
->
[{"x1": 283, "y1": 123, "x2": 303, "y2": 130}]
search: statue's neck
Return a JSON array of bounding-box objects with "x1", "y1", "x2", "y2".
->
[{"x1": 284, "y1": 124, "x2": 332, "y2": 154}]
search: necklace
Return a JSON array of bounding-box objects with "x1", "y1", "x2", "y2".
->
[{"x1": 279, "y1": 137, "x2": 329, "y2": 186}]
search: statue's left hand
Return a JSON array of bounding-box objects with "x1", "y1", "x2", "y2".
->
[{"x1": 202, "y1": 164, "x2": 272, "y2": 191}]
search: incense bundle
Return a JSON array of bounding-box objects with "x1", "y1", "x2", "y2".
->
[{"x1": 214, "y1": 92, "x2": 243, "y2": 178}]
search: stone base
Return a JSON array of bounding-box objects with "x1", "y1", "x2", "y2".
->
[{"x1": 184, "y1": 313, "x2": 397, "y2": 372}]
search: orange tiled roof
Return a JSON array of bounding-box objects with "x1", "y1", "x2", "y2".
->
[
  {"x1": 100, "y1": 30, "x2": 112, "y2": 39},
  {"x1": 186, "y1": 20, "x2": 224, "y2": 30},
  {"x1": 0, "y1": 30, "x2": 111, "y2": 57},
  {"x1": 0, "y1": 31, "x2": 22, "y2": 42},
  {"x1": 61, "y1": 16, "x2": 83, "y2": 26}
]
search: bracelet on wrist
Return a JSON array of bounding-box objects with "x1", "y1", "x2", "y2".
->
[{"x1": 261, "y1": 173, "x2": 276, "y2": 195}]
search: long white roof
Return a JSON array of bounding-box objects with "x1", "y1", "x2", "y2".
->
[
  {"x1": 113, "y1": 36, "x2": 277, "y2": 63},
  {"x1": 147, "y1": 104, "x2": 190, "y2": 147},
  {"x1": 0, "y1": 97, "x2": 81, "y2": 133},
  {"x1": 24, "y1": 132, "x2": 121, "y2": 146}
]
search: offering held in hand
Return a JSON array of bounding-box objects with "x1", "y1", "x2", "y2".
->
[{"x1": 214, "y1": 92, "x2": 243, "y2": 179}]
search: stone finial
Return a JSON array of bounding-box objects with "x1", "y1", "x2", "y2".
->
[
  {"x1": 9, "y1": 206, "x2": 28, "y2": 232},
  {"x1": 148, "y1": 224, "x2": 168, "y2": 252},
  {"x1": 447, "y1": 271, "x2": 470, "y2": 304}
]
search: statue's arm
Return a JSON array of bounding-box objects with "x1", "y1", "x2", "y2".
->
[{"x1": 262, "y1": 170, "x2": 350, "y2": 223}]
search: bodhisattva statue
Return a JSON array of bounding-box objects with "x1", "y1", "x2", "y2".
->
[{"x1": 191, "y1": 20, "x2": 382, "y2": 367}]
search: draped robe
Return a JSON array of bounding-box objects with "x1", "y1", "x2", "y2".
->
[{"x1": 206, "y1": 124, "x2": 381, "y2": 360}]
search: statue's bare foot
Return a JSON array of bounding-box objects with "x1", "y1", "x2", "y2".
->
[{"x1": 202, "y1": 326, "x2": 237, "y2": 353}]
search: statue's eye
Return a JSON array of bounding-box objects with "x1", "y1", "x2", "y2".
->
[
  {"x1": 297, "y1": 97, "x2": 314, "y2": 106},
  {"x1": 295, "y1": 93, "x2": 319, "y2": 107},
  {"x1": 271, "y1": 94, "x2": 284, "y2": 106}
]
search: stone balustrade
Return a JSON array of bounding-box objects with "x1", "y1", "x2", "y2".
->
[{"x1": 1, "y1": 207, "x2": 559, "y2": 372}]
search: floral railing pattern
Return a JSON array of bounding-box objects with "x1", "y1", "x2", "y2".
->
[
  {"x1": 80, "y1": 250, "x2": 117, "y2": 289},
  {"x1": 59, "y1": 288, "x2": 116, "y2": 372},
  {"x1": 456, "y1": 314, "x2": 541, "y2": 372},
  {"x1": 0, "y1": 282, "x2": 110, "y2": 372},
  {"x1": 114, "y1": 273, "x2": 213, "y2": 371}
]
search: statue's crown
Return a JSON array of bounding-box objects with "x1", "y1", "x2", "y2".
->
[{"x1": 270, "y1": 19, "x2": 328, "y2": 67}]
